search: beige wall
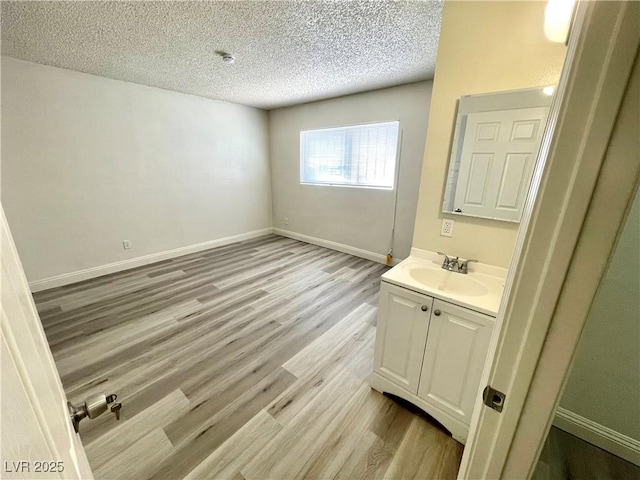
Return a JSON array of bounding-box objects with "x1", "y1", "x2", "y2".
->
[{"x1": 412, "y1": 1, "x2": 567, "y2": 267}]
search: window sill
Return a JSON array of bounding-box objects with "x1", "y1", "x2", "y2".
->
[{"x1": 299, "y1": 182, "x2": 394, "y2": 191}]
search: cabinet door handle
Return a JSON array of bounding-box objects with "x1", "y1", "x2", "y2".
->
[
  {"x1": 434, "y1": 309, "x2": 441, "y2": 316},
  {"x1": 421, "y1": 305, "x2": 428, "y2": 312}
]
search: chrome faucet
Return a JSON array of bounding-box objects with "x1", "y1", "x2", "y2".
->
[
  {"x1": 437, "y1": 252, "x2": 459, "y2": 272},
  {"x1": 437, "y1": 252, "x2": 477, "y2": 274}
]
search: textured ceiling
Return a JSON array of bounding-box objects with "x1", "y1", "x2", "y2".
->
[{"x1": 1, "y1": 1, "x2": 443, "y2": 110}]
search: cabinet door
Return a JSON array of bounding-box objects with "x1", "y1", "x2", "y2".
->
[
  {"x1": 373, "y1": 282, "x2": 433, "y2": 394},
  {"x1": 417, "y1": 299, "x2": 494, "y2": 424}
]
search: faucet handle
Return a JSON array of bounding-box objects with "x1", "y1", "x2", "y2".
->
[
  {"x1": 459, "y1": 259, "x2": 478, "y2": 274},
  {"x1": 437, "y1": 252, "x2": 451, "y2": 263}
]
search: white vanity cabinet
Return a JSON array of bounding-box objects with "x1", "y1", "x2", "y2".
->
[{"x1": 371, "y1": 280, "x2": 495, "y2": 443}]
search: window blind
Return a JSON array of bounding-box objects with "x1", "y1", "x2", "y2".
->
[{"x1": 300, "y1": 121, "x2": 399, "y2": 188}]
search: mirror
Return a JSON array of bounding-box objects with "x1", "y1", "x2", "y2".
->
[{"x1": 442, "y1": 86, "x2": 555, "y2": 223}]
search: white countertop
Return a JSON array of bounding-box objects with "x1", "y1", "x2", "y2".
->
[{"x1": 382, "y1": 248, "x2": 507, "y2": 317}]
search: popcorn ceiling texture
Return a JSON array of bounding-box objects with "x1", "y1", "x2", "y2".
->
[{"x1": 1, "y1": 1, "x2": 443, "y2": 110}]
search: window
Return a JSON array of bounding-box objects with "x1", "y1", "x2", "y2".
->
[{"x1": 300, "y1": 121, "x2": 400, "y2": 189}]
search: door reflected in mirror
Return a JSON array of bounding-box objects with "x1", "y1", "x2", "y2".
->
[{"x1": 442, "y1": 86, "x2": 555, "y2": 223}]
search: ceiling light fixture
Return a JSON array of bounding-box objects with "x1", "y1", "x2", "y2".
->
[
  {"x1": 544, "y1": 0, "x2": 576, "y2": 43},
  {"x1": 543, "y1": 85, "x2": 555, "y2": 96}
]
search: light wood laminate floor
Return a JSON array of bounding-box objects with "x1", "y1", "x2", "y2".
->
[{"x1": 35, "y1": 235, "x2": 463, "y2": 480}]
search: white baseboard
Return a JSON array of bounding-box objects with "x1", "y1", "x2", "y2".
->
[
  {"x1": 272, "y1": 228, "x2": 403, "y2": 267},
  {"x1": 29, "y1": 228, "x2": 274, "y2": 292},
  {"x1": 554, "y1": 407, "x2": 640, "y2": 466}
]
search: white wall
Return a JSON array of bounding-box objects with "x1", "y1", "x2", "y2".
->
[
  {"x1": 559, "y1": 189, "x2": 640, "y2": 441},
  {"x1": 269, "y1": 82, "x2": 432, "y2": 261},
  {"x1": 411, "y1": 1, "x2": 567, "y2": 268},
  {"x1": 1, "y1": 57, "x2": 272, "y2": 284}
]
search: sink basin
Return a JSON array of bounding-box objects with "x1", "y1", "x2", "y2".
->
[{"x1": 407, "y1": 266, "x2": 489, "y2": 297}]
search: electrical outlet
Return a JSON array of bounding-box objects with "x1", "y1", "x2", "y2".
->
[
  {"x1": 441, "y1": 219, "x2": 454, "y2": 237},
  {"x1": 123, "y1": 240, "x2": 132, "y2": 250},
  {"x1": 284, "y1": 217, "x2": 289, "y2": 226}
]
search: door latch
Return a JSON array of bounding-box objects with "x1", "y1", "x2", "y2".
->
[
  {"x1": 68, "y1": 393, "x2": 122, "y2": 433},
  {"x1": 482, "y1": 385, "x2": 506, "y2": 413}
]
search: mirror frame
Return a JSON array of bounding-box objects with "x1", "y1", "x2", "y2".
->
[{"x1": 442, "y1": 86, "x2": 555, "y2": 223}]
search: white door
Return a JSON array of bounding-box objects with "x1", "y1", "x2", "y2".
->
[
  {"x1": 454, "y1": 106, "x2": 550, "y2": 221},
  {"x1": 417, "y1": 300, "x2": 494, "y2": 425},
  {"x1": 1, "y1": 205, "x2": 93, "y2": 479},
  {"x1": 373, "y1": 282, "x2": 433, "y2": 393},
  {"x1": 458, "y1": 2, "x2": 639, "y2": 478}
]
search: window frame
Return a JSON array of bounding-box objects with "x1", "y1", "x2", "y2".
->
[{"x1": 299, "y1": 120, "x2": 401, "y2": 190}]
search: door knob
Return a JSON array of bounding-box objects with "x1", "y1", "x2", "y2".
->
[
  {"x1": 68, "y1": 393, "x2": 121, "y2": 433},
  {"x1": 434, "y1": 309, "x2": 441, "y2": 316},
  {"x1": 421, "y1": 305, "x2": 428, "y2": 312}
]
